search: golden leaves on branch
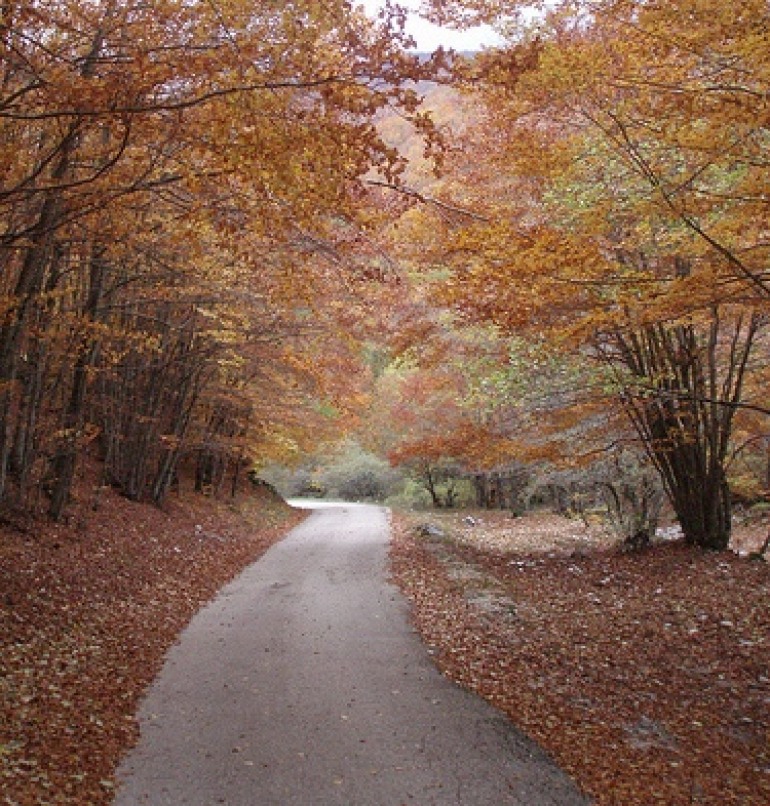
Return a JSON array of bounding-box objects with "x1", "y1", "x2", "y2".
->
[{"x1": 0, "y1": 0, "x2": 448, "y2": 510}]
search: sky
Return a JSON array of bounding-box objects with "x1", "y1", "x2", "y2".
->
[{"x1": 359, "y1": 0, "x2": 504, "y2": 52}]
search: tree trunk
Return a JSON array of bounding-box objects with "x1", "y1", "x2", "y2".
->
[
  {"x1": 48, "y1": 251, "x2": 106, "y2": 519},
  {"x1": 474, "y1": 473, "x2": 489, "y2": 507},
  {"x1": 674, "y1": 468, "x2": 731, "y2": 551},
  {"x1": 423, "y1": 463, "x2": 443, "y2": 508},
  {"x1": 612, "y1": 313, "x2": 760, "y2": 550}
]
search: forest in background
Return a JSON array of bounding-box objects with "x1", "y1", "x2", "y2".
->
[
  {"x1": 1, "y1": 0, "x2": 769, "y2": 549},
  {"x1": 268, "y1": 0, "x2": 770, "y2": 556}
]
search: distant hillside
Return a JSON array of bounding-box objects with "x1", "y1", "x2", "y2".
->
[{"x1": 377, "y1": 81, "x2": 480, "y2": 188}]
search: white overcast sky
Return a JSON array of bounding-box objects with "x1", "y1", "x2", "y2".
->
[{"x1": 359, "y1": 0, "x2": 503, "y2": 51}]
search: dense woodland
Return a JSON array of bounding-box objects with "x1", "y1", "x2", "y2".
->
[
  {"x1": 1, "y1": 0, "x2": 769, "y2": 551},
  {"x1": 2, "y1": 3, "x2": 769, "y2": 803},
  {"x1": 0, "y1": 0, "x2": 438, "y2": 518}
]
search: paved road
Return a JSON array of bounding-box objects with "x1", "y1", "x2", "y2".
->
[{"x1": 115, "y1": 503, "x2": 588, "y2": 805}]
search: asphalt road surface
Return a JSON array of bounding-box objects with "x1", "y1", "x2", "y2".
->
[{"x1": 115, "y1": 502, "x2": 589, "y2": 805}]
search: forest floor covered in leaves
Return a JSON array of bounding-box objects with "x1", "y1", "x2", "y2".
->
[
  {"x1": 1, "y1": 480, "x2": 306, "y2": 805},
  {"x1": 390, "y1": 509, "x2": 770, "y2": 806},
  {"x1": 4, "y1": 493, "x2": 768, "y2": 806}
]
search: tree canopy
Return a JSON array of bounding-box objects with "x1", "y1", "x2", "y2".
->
[
  {"x1": 1, "y1": 0, "x2": 767, "y2": 550},
  {"x1": 0, "y1": 0, "x2": 439, "y2": 515},
  {"x1": 374, "y1": 0, "x2": 770, "y2": 548}
]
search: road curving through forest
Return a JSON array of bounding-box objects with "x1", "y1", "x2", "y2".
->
[{"x1": 114, "y1": 502, "x2": 588, "y2": 805}]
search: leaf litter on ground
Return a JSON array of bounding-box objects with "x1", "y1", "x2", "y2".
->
[
  {"x1": 390, "y1": 509, "x2": 770, "y2": 806},
  {"x1": 1, "y1": 482, "x2": 305, "y2": 804},
  {"x1": 3, "y1": 495, "x2": 767, "y2": 805}
]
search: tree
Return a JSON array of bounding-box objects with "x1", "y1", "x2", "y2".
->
[
  {"x1": 596, "y1": 448, "x2": 665, "y2": 550},
  {"x1": 408, "y1": 0, "x2": 770, "y2": 548},
  {"x1": 0, "y1": 0, "x2": 442, "y2": 517},
  {"x1": 315, "y1": 440, "x2": 400, "y2": 502}
]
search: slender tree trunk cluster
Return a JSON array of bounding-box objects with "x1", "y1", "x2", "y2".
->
[
  {"x1": 472, "y1": 468, "x2": 527, "y2": 513},
  {"x1": 0, "y1": 224, "x2": 228, "y2": 516},
  {"x1": 608, "y1": 313, "x2": 760, "y2": 549}
]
